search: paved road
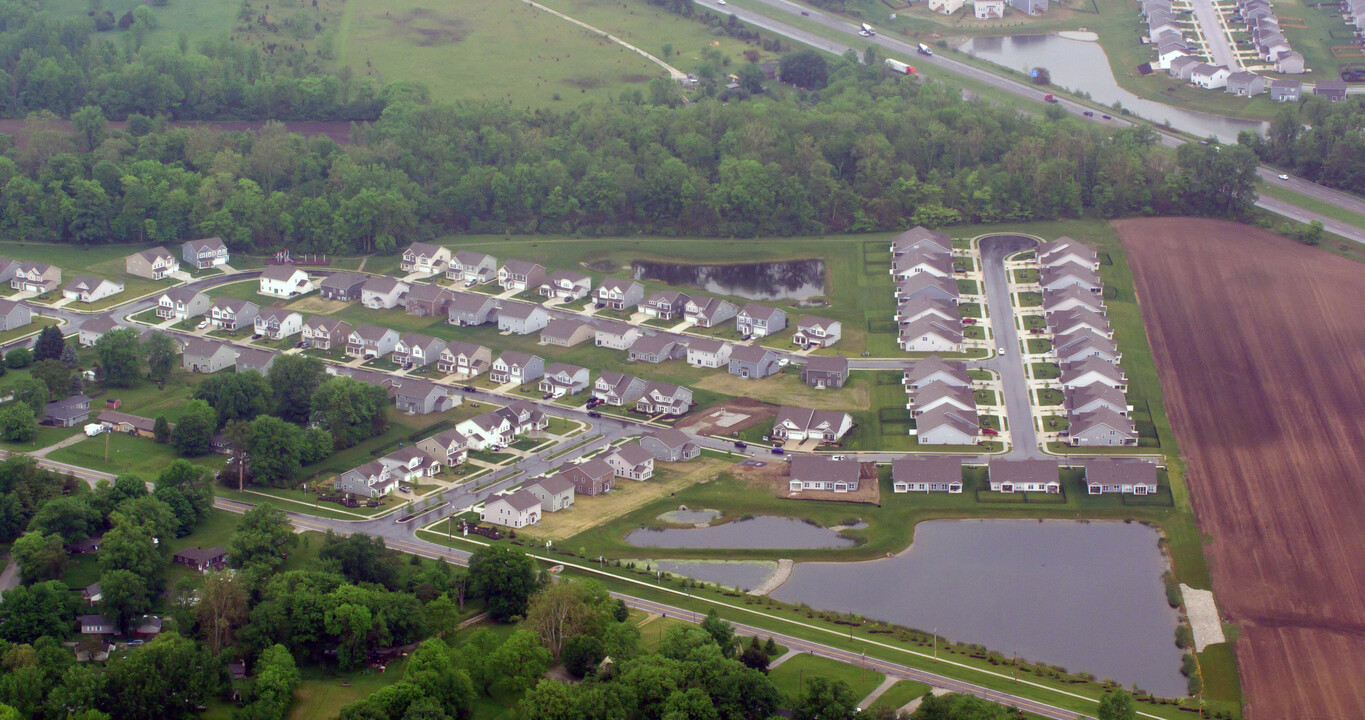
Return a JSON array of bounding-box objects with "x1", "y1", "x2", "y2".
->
[
  {"x1": 978, "y1": 235, "x2": 1043, "y2": 459},
  {"x1": 703, "y1": 0, "x2": 1365, "y2": 244},
  {"x1": 1188, "y1": 0, "x2": 1238, "y2": 70}
]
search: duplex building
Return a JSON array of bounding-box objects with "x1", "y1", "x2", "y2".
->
[
  {"x1": 913, "y1": 405, "x2": 979, "y2": 445},
  {"x1": 635, "y1": 382, "x2": 693, "y2": 416},
  {"x1": 1069, "y1": 408, "x2": 1139, "y2": 446},
  {"x1": 1085, "y1": 458, "x2": 1159, "y2": 495},
  {"x1": 892, "y1": 455, "x2": 963, "y2": 493},
  {"x1": 788, "y1": 455, "x2": 861, "y2": 493},
  {"x1": 772, "y1": 406, "x2": 853, "y2": 443}
]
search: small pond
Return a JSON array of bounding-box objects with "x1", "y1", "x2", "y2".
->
[
  {"x1": 625, "y1": 516, "x2": 855, "y2": 549},
  {"x1": 655, "y1": 560, "x2": 778, "y2": 591},
  {"x1": 657, "y1": 508, "x2": 722, "y2": 524},
  {"x1": 771, "y1": 519, "x2": 1187, "y2": 697},
  {"x1": 632, "y1": 259, "x2": 825, "y2": 301},
  {"x1": 957, "y1": 34, "x2": 1266, "y2": 143}
]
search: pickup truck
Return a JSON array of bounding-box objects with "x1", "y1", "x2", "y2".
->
[{"x1": 1044, "y1": 94, "x2": 1058, "y2": 104}]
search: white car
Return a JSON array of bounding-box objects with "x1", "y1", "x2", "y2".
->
[
  {"x1": 1277, "y1": 174, "x2": 1289, "y2": 180},
  {"x1": 718, "y1": 0, "x2": 726, "y2": 4},
  {"x1": 197, "y1": 319, "x2": 209, "y2": 330},
  {"x1": 777, "y1": 358, "x2": 790, "y2": 366},
  {"x1": 997, "y1": 346, "x2": 1007, "y2": 354}
]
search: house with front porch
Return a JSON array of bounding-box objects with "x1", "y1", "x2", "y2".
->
[
  {"x1": 1039, "y1": 262, "x2": 1102, "y2": 294},
  {"x1": 393, "y1": 333, "x2": 446, "y2": 369},
  {"x1": 1064, "y1": 383, "x2": 1129, "y2": 417},
  {"x1": 456, "y1": 410, "x2": 515, "y2": 451},
  {"x1": 539, "y1": 269, "x2": 592, "y2": 301},
  {"x1": 62, "y1": 276, "x2": 123, "y2": 304},
  {"x1": 253, "y1": 307, "x2": 302, "y2": 341},
  {"x1": 497, "y1": 260, "x2": 547, "y2": 292},
  {"x1": 182, "y1": 237, "x2": 229, "y2": 269},
  {"x1": 736, "y1": 304, "x2": 786, "y2": 338},
  {"x1": 417, "y1": 428, "x2": 469, "y2": 467},
  {"x1": 539, "y1": 363, "x2": 590, "y2": 397},
  {"x1": 301, "y1": 317, "x2": 351, "y2": 351},
  {"x1": 596, "y1": 279, "x2": 644, "y2": 310},
  {"x1": 639, "y1": 291, "x2": 691, "y2": 321},
  {"x1": 593, "y1": 372, "x2": 648, "y2": 406},
  {"x1": 1053, "y1": 330, "x2": 1121, "y2": 364},
  {"x1": 898, "y1": 316, "x2": 963, "y2": 353},
  {"x1": 1084, "y1": 458, "x2": 1159, "y2": 495},
  {"x1": 490, "y1": 351, "x2": 545, "y2": 385},
  {"x1": 335, "y1": 460, "x2": 398, "y2": 498},
  {"x1": 125, "y1": 248, "x2": 178, "y2": 280},
  {"x1": 987, "y1": 458, "x2": 1060, "y2": 493},
  {"x1": 788, "y1": 455, "x2": 861, "y2": 493},
  {"x1": 437, "y1": 341, "x2": 493, "y2": 377},
  {"x1": 683, "y1": 296, "x2": 738, "y2": 328},
  {"x1": 894, "y1": 273, "x2": 959, "y2": 305},
  {"x1": 892, "y1": 455, "x2": 963, "y2": 493},
  {"x1": 156, "y1": 287, "x2": 209, "y2": 321},
  {"x1": 346, "y1": 324, "x2": 400, "y2": 360},
  {"x1": 379, "y1": 446, "x2": 443, "y2": 482},
  {"x1": 1060, "y1": 357, "x2": 1128, "y2": 391},
  {"x1": 635, "y1": 382, "x2": 693, "y2": 416},
  {"x1": 793, "y1": 316, "x2": 841, "y2": 349},
  {"x1": 210, "y1": 298, "x2": 258, "y2": 332},
  {"x1": 772, "y1": 406, "x2": 853, "y2": 443},
  {"x1": 605, "y1": 442, "x2": 655, "y2": 481},
  {"x1": 448, "y1": 251, "x2": 498, "y2": 285},
  {"x1": 401, "y1": 242, "x2": 451, "y2": 275}
]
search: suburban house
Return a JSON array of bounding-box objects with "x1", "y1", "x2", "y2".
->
[
  {"x1": 335, "y1": 460, "x2": 398, "y2": 498},
  {"x1": 628, "y1": 334, "x2": 687, "y2": 363},
  {"x1": 1155, "y1": 42, "x2": 1189, "y2": 70},
  {"x1": 1226, "y1": 71, "x2": 1265, "y2": 97},
  {"x1": 497, "y1": 260, "x2": 547, "y2": 292},
  {"x1": 82, "y1": 582, "x2": 102, "y2": 604},
  {"x1": 346, "y1": 324, "x2": 401, "y2": 360},
  {"x1": 605, "y1": 442, "x2": 655, "y2": 481},
  {"x1": 393, "y1": 333, "x2": 446, "y2": 369},
  {"x1": 1168, "y1": 55, "x2": 1201, "y2": 81},
  {"x1": 640, "y1": 428, "x2": 700, "y2": 462},
  {"x1": 172, "y1": 546, "x2": 229, "y2": 572},
  {"x1": 253, "y1": 307, "x2": 303, "y2": 341},
  {"x1": 686, "y1": 338, "x2": 732, "y2": 368},
  {"x1": 234, "y1": 347, "x2": 277, "y2": 375},
  {"x1": 772, "y1": 406, "x2": 853, "y2": 443},
  {"x1": 894, "y1": 273, "x2": 959, "y2": 305},
  {"x1": 125, "y1": 247, "x2": 179, "y2": 280},
  {"x1": 913, "y1": 406, "x2": 980, "y2": 445},
  {"x1": 788, "y1": 455, "x2": 861, "y2": 493},
  {"x1": 416, "y1": 428, "x2": 469, "y2": 467},
  {"x1": 1268, "y1": 79, "x2": 1301, "y2": 102},
  {"x1": 793, "y1": 316, "x2": 841, "y2": 349},
  {"x1": 481, "y1": 490, "x2": 541, "y2": 528},
  {"x1": 1042, "y1": 286, "x2": 1105, "y2": 316},
  {"x1": 1047, "y1": 308, "x2": 1111, "y2": 338},
  {"x1": 401, "y1": 242, "x2": 451, "y2": 275},
  {"x1": 447, "y1": 292, "x2": 499, "y2": 326},
  {"x1": 909, "y1": 381, "x2": 976, "y2": 416},
  {"x1": 596, "y1": 279, "x2": 644, "y2": 310},
  {"x1": 1007, "y1": 0, "x2": 1048, "y2": 13},
  {"x1": 736, "y1": 304, "x2": 786, "y2": 338},
  {"x1": 896, "y1": 296, "x2": 960, "y2": 325},
  {"x1": 156, "y1": 287, "x2": 209, "y2": 321},
  {"x1": 801, "y1": 355, "x2": 849, "y2": 389},
  {"x1": 182, "y1": 237, "x2": 229, "y2": 269},
  {"x1": 891, "y1": 246, "x2": 953, "y2": 279},
  {"x1": 258, "y1": 264, "x2": 313, "y2": 298},
  {"x1": 361, "y1": 276, "x2": 410, "y2": 309},
  {"x1": 210, "y1": 298, "x2": 258, "y2": 332},
  {"x1": 594, "y1": 320, "x2": 640, "y2": 350},
  {"x1": 975, "y1": 0, "x2": 1005, "y2": 17},
  {"x1": 541, "y1": 317, "x2": 597, "y2": 347},
  {"x1": 1277, "y1": 51, "x2": 1305, "y2": 74},
  {"x1": 437, "y1": 341, "x2": 493, "y2": 377},
  {"x1": 98, "y1": 411, "x2": 160, "y2": 438},
  {"x1": 639, "y1": 291, "x2": 691, "y2": 321},
  {"x1": 1065, "y1": 384, "x2": 1130, "y2": 417},
  {"x1": 987, "y1": 458, "x2": 1060, "y2": 493},
  {"x1": 79, "y1": 615, "x2": 114, "y2": 635},
  {"x1": 593, "y1": 372, "x2": 648, "y2": 406},
  {"x1": 892, "y1": 455, "x2": 963, "y2": 493},
  {"x1": 497, "y1": 303, "x2": 551, "y2": 335},
  {"x1": 490, "y1": 351, "x2": 545, "y2": 385},
  {"x1": 1315, "y1": 79, "x2": 1348, "y2": 101},
  {"x1": 898, "y1": 316, "x2": 963, "y2": 353},
  {"x1": 683, "y1": 296, "x2": 738, "y2": 328},
  {"x1": 456, "y1": 411, "x2": 515, "y2": 451},
  {"x1": 1039, "y1": 262, "x2": 1102, "y2": 293},
  {"x1": 927, "y1": 0, "x2": 964, "y2": 14},
  {"x1": 559, "y1": 458, "x2": 615, "y2": 496},
  {"x1": 1189, "y1": 63, "x2": 1231, "y2": 89},
  {"x1": 539, "y1": 269, "x2": 592, "y2": 301},
  {"x1": 62, "y1": 276, "x2": 123, "y2": 304},
  {"x1": 182, "y1": 338, "x2": 238, "y2": 373},
  {"x1": 904, "y1": 355, "x2": 971, "y2": 389},
  {"x1": 1069, "y1": 408, "x2": 1139, "y2": 446},
  {"x1": 78, "y1": 316, "x2": 119, "y2": 347},
  {"x1": 1053, "y1": 330, "x2": 1121, "y2": 364},
  {"x1": 635, "y1": 382, "x2": 693, "y2": 416},
  {"x1": 378, "y1": 446, "x2": 443, "y2": 485},
  {"x1": 406, "y1": 283, "x2": 456, "y2": 318},
  {"x1": 392, "y1": 378, "x2": 458, "y2": 415},
  {"x1": 0, "y1": 300, "x2": 31, "y2": 332},
  {"x1": 1039, "y1": 238, "x2": 1099, "y2": 269},
  {"x1": 301, "y1": 317, "x2": 352, "y2": 351},
  {"x1": 1085, "y1": 458, "x2": 1159, "y2": 495},
  {"x1": 727, "y1": 344, "x2": 781, "y2": 379},
  {"x1": 891, "y1": 226, "x2": 953, "y2": 255},
  {"x1": 524, "y1": 475, "x2": 576, "y2": 512},
  {"x1": 1060, "y1": 357, "x2": 1128, "y2": 391},
  {"x1": 44, "y1": 395, "x2": 91, "y2": 427},
  {"x1": 448, "y1": 251, "x2": 498, "y2": 285},
  {"x1": 539, "y1": 362, "x2": 590, "y2": 397},
  {"x1": 319, "y1": 273, "x2": 367, "y2": 301}
]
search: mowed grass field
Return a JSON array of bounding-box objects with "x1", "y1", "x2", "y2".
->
[{"x1": 337, "y1": 0, "x2": 666, "y2": 108}]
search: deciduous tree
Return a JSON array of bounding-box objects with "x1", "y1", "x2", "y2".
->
[
  {"x1": 468, "y1": 544, "x2": 540, "y2": 622},
  {"x1": 10, "y1": 531, "x2": 66, "y2": 583},
  {"x1": 94, "y1": 329, "x2": 143, "y2": 388},
  {"x1": 170, "y1": 399, "x2": 215, "y2": 456}
]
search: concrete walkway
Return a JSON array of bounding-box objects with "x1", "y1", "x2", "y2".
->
[
  {"x1": 32, "y1": 432, "x2": 92, "y2": 458},
  {"x1": 767, "y1": 648, "x2": 801, "y2": 669},
  {"x1": 858, "y1": 675, "x2": 898, "y2": 710},
  {"x1": 748, "y1": 559, "x2": 793, "y2": 596}
]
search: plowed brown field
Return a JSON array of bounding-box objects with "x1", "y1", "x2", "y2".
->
[{"x1": 1116, "y1": 218, "x2": 1365, "y2": 720}]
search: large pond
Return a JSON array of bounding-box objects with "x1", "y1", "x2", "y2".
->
[
  {"x1": 632, "y1": 259, "x2": 825, "y2": 301},
  {"x1": 625, "y1": 516, "x2": 855, "y2": 549},
  {"x1": 957, "y1": 35, "x2": 1266, "y2": 143},
  {"x1": 655, "y1": 560, "x2": 778, "y2": 591},
  {"x1": 771, "y1": 519, "x2": 1187, "y2": 697}
]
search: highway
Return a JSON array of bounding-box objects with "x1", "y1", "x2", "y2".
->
[{"x1": 695, "y1": 0, "x2": 1365, "y2": 244}]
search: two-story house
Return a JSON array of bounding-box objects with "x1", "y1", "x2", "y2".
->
[
  {"x1": 727, "y1": 344, "x2": 780, "y2": 379},
  {"x1": 447, "y1": 291, "x2": 499, "y2": 326},
  {"x1": 392, "y1": 378, "x2": 458, "y2": 415},
  {"x1": 497, "y1": 303, "x2": 550, "y2": 335},
  {"x1": 541, "y1": 317, "x2": 597, "y2": 347},
  {"x1": 437, "y1": 341, "x2": 493, "y2": 377},
  {"x1": 605, "y1": 442, "x2": 655, "y2": 481},
  {"x1": 181, "y1": 237, "x2": 229, "y2": 270},
  {"x1": 393, "y1": 333, "x2": 446, "y2": 369},
  {"x1": 11, "y1": 262, "x2": 61, "y2": 293},
  {"x1": 793, "y1": 316, "x2": 842, "y2": 349},
  {"x1": 639, "y1": 291, "x2": 690, "y2": 321},
  {"x1": 559, "y1": 459, "x2": 615, "y2": 496},
  {"x1": 125, "y1": 248, "x2": 178, "y2": 280},
  {"x1": 416, "y1": 428, "x2": 469, "y2": 467},
  {"x1": 635, "y1": 382, "x2": 693, "y2": 416},
  {"x1": 235, "y1": 347, "x2": 277, "y2": 375},
  {"x1": 539, "y1": 363, "x2": 590, "y2": 397},
  {"x1": 259, "y1": 264, "x2": 313, "y2": 298},
  {"x1": 405, "y1": 283, "x2": 456, "y2": 318},
  {"x1": 490, "y1": 351, "x2": 545, "y2": 385},
  {"x1": 593, "y1": 372, "x2": 648, "y2": 406},
  {"x1": 182, "y1": 338, "x2": 238, "y2": 374},
  {"x1": 334, "y1": 460, "x2": 398, "y2": 498},
  {"x1": 301, "y1": 317, "x2": 351, "y2": 351},
  {"x1": 210, "y1": 298, "x2": 258, "y2": 332},
  {"x1": 539, "y1": 269, "x2": 592, "y2": 301},
  {"x1": 361, "y1": 276, "x2": 409, "y2": 309},
  {"x1": 683, "y1": 296, "x2": 738, "y2": 328},
  {"x1": 0, "y1": 300, "x2": 31, "y2": 333},
  {"x1": 736, "y1": 304, "x2": 787, "y2": 338},
  {"x1": 401, "y1": 242, "x2": 451, "y2": 275},
  {"x1": 456, "y1": 410, "x2": 515, "y2": 451},
  {"x1": 156, "y1": 287, "x2": 209, "y2": 321},
  {"x1": 595, "y1": 279, "x2": 644, "y2": 310},
  {"x1": 447, "y1": 251, "x2": 498, "y2": 286},
  {"x1": 639, "y1": 428, "x2": 700, "y2": 462},
  {"x1": 686, "y1": 338, "x2": 732, "y2": 368},
  {"x1": 481, "y1": 490, "x2": 541, "y2": 528},
  {"x1": 319, "y1": 272, "x2": 368, "y2": 302},
  {"x1": 524, "y1": 476, "x2": 575, "y2": 513},
  {"x1": 594, "y1": 320, "x2": 640, "y2": 350},
  {"x1": 346, "y1": 324, "x2": 400, "y2": 360},
  {"x1": 497, "y1": 260, "x2": 546, "y2": 293},
  {"x1": 801, "y1": 355, "x2": 849, "y2": 389},
  {"x1": 253, "y1": 307, "x2": 303, "y2": 341},
  {"x1": 627, "y1": 334, "x2": 686, "y2": 364}
]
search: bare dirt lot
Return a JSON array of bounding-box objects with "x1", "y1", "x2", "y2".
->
[
  {"x1": 1116, "y1": 217, "x2": 1365, "y2": 720},
  {"x1": 676, "y1": 397, "x2": 777, "y2": 437}
]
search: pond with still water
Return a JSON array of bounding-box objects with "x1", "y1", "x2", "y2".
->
[
  {"x1": 632, "y1": 259, "x2": 825, "y2": 301},
  {"x1": 655, "y1": 560, "x2": 778, "y2": 590},
  {"x1": 771, "y1": 519, "x2": 1187, "y2": 697},
  {"x1": 625, "y1": 516, "x2": 854, "y2": 549},
  {"x1": 957, "y1": 35, "x2": 1266, "y2": 143}
]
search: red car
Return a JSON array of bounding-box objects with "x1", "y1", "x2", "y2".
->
[{"x1": 982, "y1": 428, "x2": 1000, "y2": 436}]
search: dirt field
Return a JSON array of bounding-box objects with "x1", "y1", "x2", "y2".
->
[
  {"x1": 735, "y1": 459, "x2": 881, "y2": 505},
  {"x1": 694, "y1": 372, "x2": 872, "y2": 411},
  {"x1": 676, "y1": 397, "x2": 778, "y2": 437},
  {"x1": 531, "y1": 457, "x2": 731, "y2": 541},
  {"x1": 1116, "y1": 218, "x2": 1365, "y2": 720}
]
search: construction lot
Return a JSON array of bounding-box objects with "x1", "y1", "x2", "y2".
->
[{"x1": 1118, "y1": 217, "x2": 1365, "y2": 720}]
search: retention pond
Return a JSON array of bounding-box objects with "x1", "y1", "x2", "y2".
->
[
  {"x1": 632, "y1": 259, "x2": 825, "y2": 301},
  {"x1": 625, "y1": 516, "x2": 854, "y2": 550},
  {"x1": 770, "y1": 519, "x2": 1187, "y2": 697}
]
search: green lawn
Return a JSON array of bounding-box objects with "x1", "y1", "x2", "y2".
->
[
  {"x1": 1013, "y1": 268, "x2": 1040, "y2": 284},
  {"x1": 867, "y1": 680, "x2": 933, "y2": 714},
  {"x1": 1258, "y1": 180, "x2": 1365, "y2": 231},
  {"x1": 0, "y1": 423, "x2": 81, "y2": 454},
  {"x1": 287, "y1": 658, "x2": 410, "y2": 720},
  {"x1": 768, "y1": 653, "x2": 884, "y2": 706},
  {"x1": 47, "y1": 432, "x2": 227, "y2": 478},
  {"x1": 208, "y1": 278, "x2": 299, "y2": 308},
  {"x1": 0, "y1": 316, "x2": 59, "y2": 345}
]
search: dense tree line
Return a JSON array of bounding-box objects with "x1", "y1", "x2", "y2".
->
[
  {"x1": 1242, "y1": 98, "x2": 1365, "y2": 196},
  {"x1": 0, "y1": 0, "x2": 406, "y2": 121},
  {"x1": 0, "y1": 53, "x2": 1256, "y2": 252}
]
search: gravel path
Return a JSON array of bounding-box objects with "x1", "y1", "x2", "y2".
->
[
  {"x1": 748, "y1": 558, "x2": 793, "y2": 596},
  {"x1": 1181, "y1": 584, "x2": 1226, "y2": 651}
]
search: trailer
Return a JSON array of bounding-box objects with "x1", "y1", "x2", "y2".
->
[
  {"x1": 861, "y1": 23, "x2": 876, "y2": 35},
  {"x1": 918, "y1": 43, "x2": 934, "y2": 56},
  {"x1": 884, "y1": 59, "x2": 917, "y2": 75}
]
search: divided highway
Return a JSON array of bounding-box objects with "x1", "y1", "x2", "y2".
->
[{"x1": 696, "y1": 0, "x2": 1365, "y2": 243}]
